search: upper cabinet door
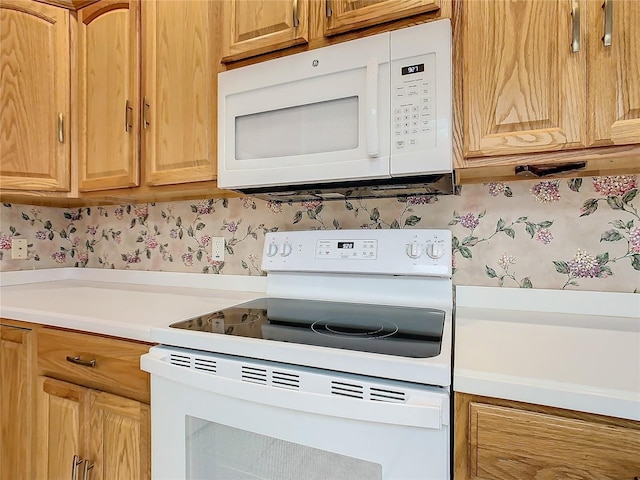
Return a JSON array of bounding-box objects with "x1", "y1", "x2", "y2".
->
[
  {"x1": 0, "y1": 0, "x2": 71, "y2": 191},
  {"x1": 587, "y1": 0, "x2": 640, "y2": 146},
  {"x1": 141, "y1": 0, "x2": 216, "y2": 186},
  {"x1": 222, "y1": 0, "x2": 309, "y2": 62},
  {"x1": 462, "y1": 0, "x2": 587, "y2": 158},
  {"x1": 78, "y1": 0, "x2": 140, "y2": 192},
  {"x1": 324, "y1": 0, "x2": 441, "y2": 36}
]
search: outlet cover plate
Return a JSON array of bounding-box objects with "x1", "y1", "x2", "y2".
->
[
  {"x1": 212, "y1": 237, "x2": 225, "y2": 262},
  {"x1": 11, "y1": 238, "x2": 28, "y2": 260}
]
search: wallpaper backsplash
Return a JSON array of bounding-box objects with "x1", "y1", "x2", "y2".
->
[{"x1": 1, "y1": 175, "x2": 639, "y2": 293}]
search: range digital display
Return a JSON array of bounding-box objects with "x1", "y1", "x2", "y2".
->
[
  {"x1": 337, "y1": 241, "x2": 355, "y2": 249},
  {"x1": 401, "y1": 64, "x2": 425, "y2": 75}
]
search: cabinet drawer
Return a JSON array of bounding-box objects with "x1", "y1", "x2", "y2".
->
[
  {"x1": 468, "y1": 402, "x2": 640, "y2": 480},
  {"x1": 38, "y1": 328, "x2": 151, "y2": 404}
]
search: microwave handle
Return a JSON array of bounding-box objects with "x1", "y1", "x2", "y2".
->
[{"x1": 366, "y1": 58, "x2": 379, "y2": 157}]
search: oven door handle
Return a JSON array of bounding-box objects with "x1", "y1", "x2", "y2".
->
[{"x1": 141, "y1": 349, "x2": 446, "y2": 430}]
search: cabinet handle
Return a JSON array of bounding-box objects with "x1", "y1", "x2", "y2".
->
[
  {"x1": 602, "y1": 0, "x2": 613, "y2": 46},
  {"x1": 366, "y1": 58, "x2": 379, "y2": 158},
  {"x1": 293, "y1": 0, "x2": 299, "y2": 27},
  {"x1": 58, "y1": 113, "x2": 64, "y2": 143},
  {"x1": 125, "y1": 99, "x2": 133, "y2": 132},
  {"x1": 515, "y1": 161, "x2": 587, "y2": 177},
  {"x1": 143, "y1": 97, "x2": 150, "y2": 130},
  {"x1": 326, "y1": 0, "x2": 332, "y2": 18},
  {"x1": 71, "y1": 455, "x2": 83, "y2": 480},
  {"x1": 570, "y1": 0, "x2": 580, "y2": 52},
  {"x1": 66, "y1": 355, "x2": 96, "y2": 368},
  {"x1": 82, "y1": 460, "x2": 94, "y2": 480}
]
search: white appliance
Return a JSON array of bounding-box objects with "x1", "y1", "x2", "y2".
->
[
  {"x1": 217, "y1": 20, "x2": 453, "y2": 201},
  {"x1": 142, "y1": 229, "x2": 453, "y2": 479}
]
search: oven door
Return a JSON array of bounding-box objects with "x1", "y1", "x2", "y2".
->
[
  {"x1": 142, "y1": 346, "x2": 450, "y2": 480},
  {"x1": 217, "y1": 33, "x2": 391, "y2": 190}
]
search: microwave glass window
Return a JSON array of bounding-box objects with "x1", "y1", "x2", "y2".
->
[{"x1": 235, "y1": 97, "x2": 359, "y2": 160}]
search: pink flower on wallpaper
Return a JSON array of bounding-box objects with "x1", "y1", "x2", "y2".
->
[
  {"x1": 301, "y1": 200, "x2": 323, "y2": 210},
  {"x1": 72, "y1": 237, "x2": 80, "y2": 247},
  {"x1": 267, "y1": 200, "x2": 283, "y2": 214},
  {"x1": 226, "y1": 221, "x2": 238, "y2": 233},
  {"x1": 134, "y1": 204, "x2": 148, "y2": 219},
  {"x1": 145, "y1": 236, "x2": 159, "y2": 249},
  {"x1": 406, "y1": 196, "x2": 436, "y2": 206},
  {"x1": 194, "y1": 200, "x2": 213, "y2": 215},
  {"x1": 114, "y1": 207, "x2": 124, "y2": 220},
  {"x1": 567, "y1": 249, "x2": 601, "y2": 278},
  {"x1": 459, "y1": 213, "x2": 480, "y2": 229},
  {"x1": 114, "y1": 233, "x2": 122, "y2": 244},
  {"x1": 51, "y1": 251, "x2": 66, "y2": 263},
  {"x1": 630, "y1": 226, "x2": 640, "y2": 254},
  {"x1": 498, "y1": 253, "x2": 516, "y2": 270},
  {"x1": 592, "y1": 175, "x2": 637, "y2": 197},
  {"x1": 35, "y1": 231, "x2": 47, "y2": 240},
  {"x1": 201, "y1": 234, "x2": 211, "y2": 247},
  {"x1": 530, "y1": 181, "x2": 561, "y2": 203},
  {"x1": 0, "y1": 235, "x2": 12, "y2": 250},
  {"x1": 535, "y1": 229, "x2": 553, "y2": 244},
  {"x1": 125, "y1": 251, "x2": 141, "y2": 264},
  {"x1": 66, "y1": 210, "x2": 82, "y2": 221},
  {"x1": 206, "y1": 253, "x2": 223, "y2": 266},
  {"x1": 86, "y1": 225, "x2": 98, "y2": 235},
  {"x1": 169, "y1": 229, "x2": 178, "y2": 239},
  {"x1": 181, "y1": 253, "x2": 194, "y2": 266},
  {"x1": 243, "y1": 197, "x2": 256, "y2": 209},
  {"x1": 487, "y1": 183, "x2": 507, "y2": 196},
  {"x1": 77, "y1": 252, "x2": 89, "y2": 263}
]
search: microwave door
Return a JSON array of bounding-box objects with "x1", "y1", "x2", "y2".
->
[{"x1": 218, "y1": 34, "x2": 391, "y2": 190}]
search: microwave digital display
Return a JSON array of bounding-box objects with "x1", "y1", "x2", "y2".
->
[
  {"x1": 337, "y1": 242, "x2": 355, "y2": 249},
  {"x1": 401, "y1": 64, "x2": 425, "y2": 75}
]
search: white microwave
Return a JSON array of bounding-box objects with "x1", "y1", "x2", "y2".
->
[{"x1": 218, "y1": 19, "x2": 453, "y2": 200}]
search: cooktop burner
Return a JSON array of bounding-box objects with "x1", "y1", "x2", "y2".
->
[{"x1": 170, "y1": 297, "x2": 445, "y2": 358}]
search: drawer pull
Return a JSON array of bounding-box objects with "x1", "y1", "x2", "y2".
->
[
  {"x1": 83, "y1": 460, "x2": 94, "y2": 480},
  {"x1": 71, "y1": 455, "x2": 83, "y2": 480},
  {"x1": 66, "y1": 356, "x2": 96, "y2": 368}
]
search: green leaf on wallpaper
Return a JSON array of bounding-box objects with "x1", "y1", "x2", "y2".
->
[
  {"x1": 333, "y1": 219, "x2": 340, "y2": 229},
  {"x1": 452, "y1": 237, "x2": 460, "y2": 248},
  {"x1": 631, "y1": 254, "x2": 640, "y2": 271},
  {"x1": 553, "y1": 261, "x2": 569, "y2": 274},
  {"x1": 187, "y1": 226, "x2": 194, "y2": 237},
  {"x1": 226, "y1": 245, "x2": 234, "y2": 255},
  {"x1": 345, "y1": 201, "x2": 354, "y2": 211},
  {"x1": 568, "y1": 178, "x2": 583, "y2": 192},
  {"x1": 607, "y1": 196, "x2": 624, "y2": 210},
  {"x1": 623, "y1": 189, "x2": 637, "y2": 204},
  {"x1": 129, "y1": 219, "x2": 136, "y2": 229},
  {"x1": 459, "y1": 247, "x2": 472, "y2": 259},
  {"x1": 462, "y1": 236, "x2": 478, "y2": 246},
  {"x1": 504, "y1": 187, "x2": 513, "y2": 197},
  {"x1": 176, "y1": 217, "x2": 182, "y2": 227},
  {"x1": 538, "y1": 221, "x2": 553, "y2": 228},
  {"x1": 178, "y1": 230, "x2": 183, "y2": 239},
  {"x1": 516, "y1": 216, "x2": 528, "y2": 223},
  {"x1": 496, "y1": 218, "x2": 505, "y2": 231},
  {"x1": 60, "y1": 230, "x2": 67, "y2": 239},
  {"x1": 196, "y1": 223, "x2": 205, "y2": 231},
  {"x1": 370, "y1": 208, "x2": 380, "y2": 222},
  {"x1": 504, "y1": 228, "x2": 515, "y2": 239},
  {"x1": 611, "y1": 220, "x2": 626, "y2": 229},
  {"x1": 580, "y1": 199, "x2": 599, "y2": 216},
  {"x1": 293, "y1": 211, "x2": 303, "y2": 224},
  {"x1": 520, "y1": 277, "x2": 533, "y2": 288},
  {"x1": 21, "y1": 213, "x2": 29, "y2": 221},
  {"x1": 601, "y1": 229, "x2": 623, "y2": 242},
  {"x1": 48, "y1": 231, "x2": 54, "y2": 241},
  {"x1": 598, "y1": 266, "x2": 613, "y2": 277},
  {"x1": 315, "y1": 205, "x2": 324, "y2": 215},
  {"x1": 146, "y1": 250, "x2": 152, "y2": 260},
  {"x1": 197, "y1": 251, "x2": 203, "y2": 261},
  {"x1": 390, "y1": 220, "x2": 400, "y2": 229},
  {"x1": 525, "y1": 223, "x2": 536, "y2": 238},
  {"x1": 405, "y1": 215, "x2": 420, "y2": 226},
  {"x1": 596, "y1": 252, "x2": 609, "y2": 264},
  {"x1": 136, "y1": 236, "x2": 144, "y2": 243},
  {"x1": 485, "y1": 266, "x2": 497, "y2": 278},
  {"x1": 223, "y1": 198, "x2": 229, "y2": 208}
]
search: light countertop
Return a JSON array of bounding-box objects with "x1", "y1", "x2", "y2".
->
[
  {"x1": 1, "y1": 268, "x2": 638, "y2": 421},
  {"x1": 455, "y1": 286, "x2": 640, "y2": 421}
]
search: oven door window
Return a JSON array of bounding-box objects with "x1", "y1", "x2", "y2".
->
[{"x1": 186, "y1": 416, "x2": 382, "y2": 480}]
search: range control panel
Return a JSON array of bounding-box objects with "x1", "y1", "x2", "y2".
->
[{"x1": 262, "y1": 229, "x2": 452, "y2": 277}]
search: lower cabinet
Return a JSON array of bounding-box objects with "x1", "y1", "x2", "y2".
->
[
  {"x1": 454, "y1": 392, "x2": 640, "y2": 480},
  {"x1": 37, "y1": 377, "x2": 150, "y2": 480},
  {"x1": 0, "y1": 322, "x2": 35, "y2": 480}
]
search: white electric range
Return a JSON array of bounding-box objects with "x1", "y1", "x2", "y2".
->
[{"x1": 142, "y1": 228, "x2": 453, "y2": 479}]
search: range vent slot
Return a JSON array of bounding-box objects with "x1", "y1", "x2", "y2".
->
[
  {"x1": 169, "y1": 353, "x2": 191, "y2": 368},
  {"x1": 331, "y1": 381, "x2": 364, "y2": 399},
  {"x1": 242, "y1": 366, "x2": 268, "y2": 385},
  {"x1": 370, "y1": 387, "x2": 406, "y2": 403},
  {"x1": 194, "y1": 357, "x2": 217, "y2": 374},
  {"x1": 272, "y1": 370, "x2": 300, "y2": 390}
]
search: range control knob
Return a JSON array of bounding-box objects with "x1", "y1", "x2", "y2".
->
[
  {"x1": 426, "y1": 242, "x2": 445, "y2": 259},
  {"x1": 266, "y1": 243, "x2": 278, "y2": 257},
  {"x1": 406, "y1": 241, "x2": 423, "y2": 259},
  {"x1": 280, "y1": 242, "x2": 293, "y2": 257}
]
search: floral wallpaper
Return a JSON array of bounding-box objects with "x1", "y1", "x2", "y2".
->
[{"x1": 1, "y1": 175, "x2": 639, "y2": 293}]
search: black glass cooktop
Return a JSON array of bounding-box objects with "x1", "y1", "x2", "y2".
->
[{"x1": 170, "y1": 297, "x2": 445, "y2": 358}]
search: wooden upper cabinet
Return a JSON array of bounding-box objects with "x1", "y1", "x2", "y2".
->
[
  {"x1": 78, "y1": 0, "x2": 140, "y2": 192},
  {"x1": 0, "y1": 0, "x2": 71, "y2": 191},
  {"x1": 141, "y1": 0, "x2": 217, "y2": 186},
  {"x1": 324, "y1": 0, "x2": 441, "y2": 36},
  {"x1": 461, "y1": 0, "x2": 587, "y2": 159},
  {"x1": 587, "y1": 0, "x2": 640, "y2": 147},
  {"x1": 222, "y1": 0, "x2": 309, "y2": 62}
]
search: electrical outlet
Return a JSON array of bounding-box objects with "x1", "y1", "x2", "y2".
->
[
  {"x1": 211, "y1": 237, "x2": 225, "y2": 262},
  {"x1": 11, "y1": 238, "x2": 28, "y2": 260}
]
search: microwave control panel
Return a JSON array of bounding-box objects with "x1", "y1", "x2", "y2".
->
[{"x1": 391, "y1": 53, "x2": 437, "y2": 154}]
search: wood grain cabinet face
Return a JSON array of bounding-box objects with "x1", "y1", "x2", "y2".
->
[
  {"x1": 78, "y1": 0, "x2": 140, "y2": 192},
  {"x1": 222, "y1": 0, "x2": 309, "y2": 62},
  {"x1": 324, "y1": 0, "x2": 441, "y2": 36},
  {"x1": 141, "y1": 0, "x2": 217, "y2": 186},
  {"x1": 0, "y1": 1, "x2": 71, "y2": 191},
  {"x1": 0, "y1": 324, "x2": 34, "y2": 480}
]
